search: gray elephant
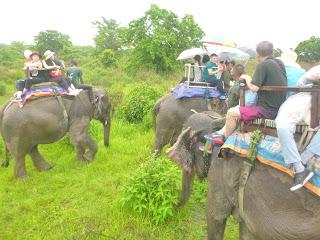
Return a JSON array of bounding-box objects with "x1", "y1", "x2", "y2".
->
[
  {"x1": 0, "y1": 89, "x2": 111, "y2": 179},
  {"x1": 153, "y1": 92, "x2": 225, "y2": 155},
  {"x1": 167, "y1": 112, "x2": 225, "y2": 207},
  {"x1": 167, "y1": 115, "x2": 320, "y2": 240}
]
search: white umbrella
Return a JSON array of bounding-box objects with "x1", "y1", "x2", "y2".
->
[
  {"x1": 204, "y1": 43, "x2": 250, "y2": 61},
  {"x1": 177, "y1": 48, "x2": 207, "y2": 60}
]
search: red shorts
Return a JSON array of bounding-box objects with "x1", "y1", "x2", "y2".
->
[{"x1": 240, "y1": 105, "x2": 278, "y2": 122}]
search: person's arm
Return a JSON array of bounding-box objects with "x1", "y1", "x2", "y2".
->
[
  {"x1": 42, "y1": 60, "x2": 59, "y2": 70},
  {"x1": 240, "y1": 74, "x2": 259, "y2": 92},
  {"x1": 208, "y1": 65, "x2": 221, "y2": 75},
  {"x1": 246, "y1": 64, "x2": 266, "y2": 92},
  {"x1": 79, "y1": 69, "x2": 84, "y2": 84}
]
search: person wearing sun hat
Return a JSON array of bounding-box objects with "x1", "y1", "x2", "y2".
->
[{"x1": 278, "y1": 49, "x2": 305, "y2": 89}]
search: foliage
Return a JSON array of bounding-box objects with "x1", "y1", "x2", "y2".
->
[
  {"x1": 118, "y1": 84, "x2": 162, "y2": 123},
  {"x1": 34, "y1": 30, "x2": 72, "y2": 54},
  {"x1": 93, "y1": 18, "x2": 124, "y2": 53},
  {"x1": 0, "y1": 42, "x2": 28, "y2": 66},
  {"x1": 295, "y1": 36, "x2": 320, "y2": 63},
  {"x1": 59, "y1": 45, "x2": 95, "y2": 64},
  {"x1": 120, "y1": 157, "x2": 179, "y2": 224},
  {"x1": 249, "y1": 130, "x2": 263, "y2": 161},
  {"x1": 273, "y1": 48, "x2": 282, "y2": 58},
  {"x1": 99, "y1": 49, "x2": 117, "y2": 67},
  {"x1": 124, "y1": 4, "x2": 204, "y2": 72},
  {"x1": 0, "y1": 82, "x2": 6, "y2": 96}
]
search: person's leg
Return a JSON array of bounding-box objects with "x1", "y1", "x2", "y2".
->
[
  {"x1": 276, "y1": 121, "x2": 314, "y2": 191},
  {"x1": 14, "y1": 80, "x2": 26, "y2": 99},
  {"x1": 202, "y1": 106, "x2": 240, "y2": 146},
  {"x1": 55, "y1": 78, "x2": 70, "y2": 90},
  {"x1": 301, "y1": 130, "x2": 320, "y2": 164},
  {"x1": 221, "y1": 106, "x2": 240, "y2": 138},
  {"x1": 25, "y1": 77, "x2": 47, "y2": 90},
  {"x1": 276, "y1": 123, "x2": 304, "y2": 170}
]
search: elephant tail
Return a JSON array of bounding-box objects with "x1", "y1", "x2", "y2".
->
[
  {"x1": 0, "y1": 104, "x2": 9, "y2": 168},
  {"x1": 152, "y1": 98, "x2": 162, "y2": 131}
]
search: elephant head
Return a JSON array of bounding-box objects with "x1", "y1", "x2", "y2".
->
[
  {"x1": 167, "y1": 125, "x2": 221, "y2": 179},
  {"x1": 92, "y1": 89, "x2": 112, "y2": 146}
]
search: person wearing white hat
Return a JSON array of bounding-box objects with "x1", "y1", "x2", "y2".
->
[
  {"x1": 278, "y1": 49, "x2": 305, "y2": 89},
  {"x1": 42, "y1": 50, "x2": 59, "y2": 70}
]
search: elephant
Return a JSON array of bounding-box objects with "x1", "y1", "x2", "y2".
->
[
  {"x1": 153, "y1": 92, "x2": 225, "y2": 155},
  {"x1": 167, "y1": 114, "x2": 320, "y2": 240},
  {"x1": 166, "y1": 112, "x2": 225, "y2": 207},
  {"x1": 0, "y1": 89, "x2": 111, "y2": 179}
]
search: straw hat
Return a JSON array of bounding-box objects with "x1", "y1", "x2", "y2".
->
[{"x1": 43, "y1": 50, "x2": 55, "y2": 60}]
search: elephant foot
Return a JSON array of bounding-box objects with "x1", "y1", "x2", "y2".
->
[
  {"x1": 16, "y1": 174, "x2": 29, "y2": 180},
  {"x1": 151, "y1": 149, "x2": 160, "y2": 158},
  {"x1": 82, "y1": 151, "x2": 95, "y2": 162},
  {"x1": 1, "y1": 160, "x2": 9, "y2": 168},
  {"x1": 38, "y1": 162, "x2": 54, "y2": 171}
]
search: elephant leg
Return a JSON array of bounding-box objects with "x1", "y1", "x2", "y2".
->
[
  {"x1": 13, "y1": 154, "x2": 28, "y2": 179},
  {"x1": 153, "y1": 127, "x2": 178, "y2": 156},
  {"x1": 207, "y1": 180, "x2": 232, "y2": 240},
  {"x1": 207, "y1": 218, "x2": 227, "y2": 240},
  {"x1": 70, "y1": 127, "x2": 97, "y2": 162},
  {"x1": 82, "y1": 133, "x2": 98, "y2": 161},
  {"x1": 29, "y1": 145, "x2": 53, "y2": 171},
  {"x1": 239, "y1": 221, "x2": 255, "y2": 240},
  {"x1": 1, "y1": 144, "x2": 10, "y2": 168},
  {"x1": 176, "y1": 170, "x2": 195, "y2": 208},
  {"x1": 169, "y1": 128, "x2": 181, "y2": 146}
]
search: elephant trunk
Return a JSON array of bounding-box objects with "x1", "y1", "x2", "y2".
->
[{"x1": 103, "y1": 120, "x2": 110, "y2": 147}]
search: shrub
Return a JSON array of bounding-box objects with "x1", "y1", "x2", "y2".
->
[
  {"x1": 120, "y1": 158, "x2": 180, "y2": 224},
  {"x1": 118, "y1": 84, "x2": 162, "y2": 123},
  {"x1": 99, "y1": 49, "x2": 117, "y2": 67},
  {"x1": 0, "y1": 83, "x2": 6, "y2": 96}
]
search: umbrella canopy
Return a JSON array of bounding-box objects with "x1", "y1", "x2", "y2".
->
[
  {"x1": 237, "y1": 46, "x2": 256, "y2": 58},
  {"x1": 202, "y1": 36, "x2": 236, "y2": 48},
  {"x1": 177, "y1": 48, "x2": 207, "y2": 60},
  {"x1": 204, "y1": 44, "x2": 250, "y2": 61}
]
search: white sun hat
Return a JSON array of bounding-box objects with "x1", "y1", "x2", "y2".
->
[
  {"x1": 43, "y1": 50, "x2": 55, "y2": 60},
  {"x1": 24, "y1": 50, "x2": 32, "y2": 59}
]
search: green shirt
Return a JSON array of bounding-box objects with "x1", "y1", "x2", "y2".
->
[
  {"x1": 67, "y1": 67, "x2": 83, "y2": 86},
  {"x1": 251, "y1": 58, "x2": 287, "y2": 111},
  {"x1": 202, "y1": 61, "x2": 218, "y2": 81},
  {"x1": 227, "y1": 81, "x2": 240, "y2": 108},
  {"x1": 221, "y1": 70, "x2": 231, "y2": 91}
]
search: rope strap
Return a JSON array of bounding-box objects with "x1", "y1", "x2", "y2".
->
[{"x1": 238, "y1": 160, "x2": 253, "y2": 218}]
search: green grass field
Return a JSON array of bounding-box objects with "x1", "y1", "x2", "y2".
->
[{"x1": 0, "y1": 72, "x2": 240, "y2": 239}]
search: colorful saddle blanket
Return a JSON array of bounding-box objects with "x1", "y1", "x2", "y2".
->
[
  {"x1": 171, "y1": 83, "x2": 222, "y2": 100},
  {"x1": 20, "y1": 83, "x2": 70, "y2": 107},
  {"x1": 221, "y1": 131, "x2": 320, "y2": 197}
]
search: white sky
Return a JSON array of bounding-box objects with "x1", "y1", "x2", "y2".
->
[{"x1": 0, "y1": 0, "x2": 319, "y2": 49}]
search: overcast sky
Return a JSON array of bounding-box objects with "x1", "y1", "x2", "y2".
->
[{"x1": 0, "y1": 0, "x2": 319, "y2": 49}]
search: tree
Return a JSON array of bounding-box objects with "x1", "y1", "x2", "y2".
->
[
  {"x1": 93, "y1": 18, "x2": 124, "y2": 52},
  {"x1": 124, "y1": 4, "x2": 204, "y2": 72},
  {"x1": 274, "y1": 48, "x2": 282, "y2": 58},
  {"x1": 34, "y1": 30, "x2": 72, "y2": 54},
  {"x1": 295, "y1": 36, "x2": 320, "y2": 63}
]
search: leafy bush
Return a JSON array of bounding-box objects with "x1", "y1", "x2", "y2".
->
[
  {"x1": 99, "y1": 49, "x2": 117, "y2": 67},
  {"x1": 118, "y1": 84, "x2": 162, "y2": 123},
  {"x1": 0, "y1": 83, "x2": 6, "y2": 96},
  {"x1": 120, "y1": 158, "x2": 180, "y2": 224}
]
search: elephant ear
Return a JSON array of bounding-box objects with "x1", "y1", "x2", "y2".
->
[{"x1": 167, "y1": 127, "x2": 197, "y2": 173}]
